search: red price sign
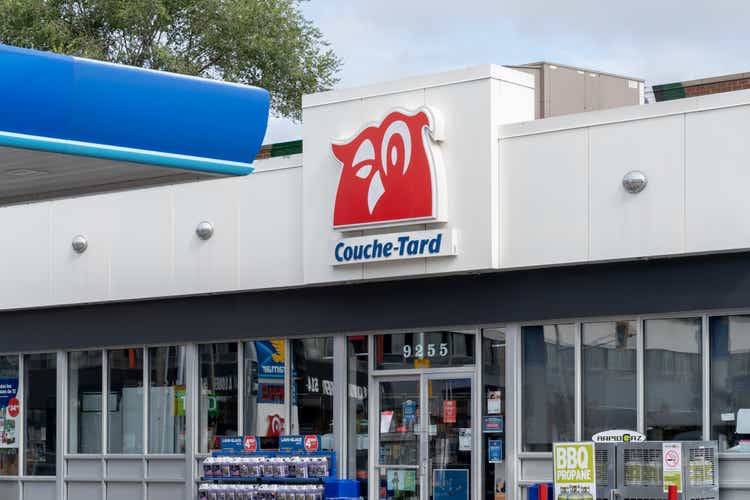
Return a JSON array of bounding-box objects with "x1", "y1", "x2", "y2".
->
[
  {"x1": 244, "y1": 435, "x2": 257, "y2": 452},
  {"x1": 443, "y1": 400, "x2": 457, "y2": 423},
  {"x1": 304, "y1": 435, "x2": 319, "y2": 452},
  {"x1": 7, "y1": 398, "x2": 19, "y2": 418}
]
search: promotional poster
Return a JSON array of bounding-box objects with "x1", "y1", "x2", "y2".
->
[{"x1": 0, "y1": 377, "x2": 19, "y2": 449}]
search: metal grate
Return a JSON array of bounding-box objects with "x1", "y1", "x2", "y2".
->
[
  {"x1": 687, "y1": 446, "x2": 717, "y2": 488},
  {"x1": 596, "y1": 447, "x2": 610, "y2": 487}
]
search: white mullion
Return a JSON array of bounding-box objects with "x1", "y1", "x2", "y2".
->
[
  {"x1": 637, "y1": 318, "x2": 645, "y2": 435},
  {"x1": 141, "y1": 347, "x2": 151, "y2": 458},
  {"x1": 702, "y1": 314, "x2": 711, "y2": 441},
  {"x1": 57, "y1": 351, "x2": 66, "y2": 500},
  {"x1": 368, "y1": 335, "x2": 377, "y2": 500},
  {"x1": 18, "y1": 354, "x2": 25, "y2": 486},
  {"x1": 142, "y1": 346, "x2": 149, "y2": 479},
  {"x1": 333, "y1": 335, "x2": 348, "y2": 479},
  {"x1": 186, "y1": 344, "x2": 198, "y2": 491},
  {"x1": 237, "y1": 342, "x2": 244, "y2": 437},
  {"x1": 284, "y1": 340, "x2": 292, "y2": 435},
  {"x1": 101, "y1": 350, "x2": 108, "y2": 497},
  {"x1": 574, "y1": 322, "x2": 583, "y2": 442}
]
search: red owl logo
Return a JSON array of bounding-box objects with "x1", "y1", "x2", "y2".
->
[
  {"x1": 331, "y1": 108, "x2": 441, "y2": 229},
  {"x1": 266, "y1": 414, "x2": 285, "y2": 437}
]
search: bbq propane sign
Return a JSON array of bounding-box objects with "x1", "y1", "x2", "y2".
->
[
  {"x1": 553, "y1": 442, "x2": 597, "y2": 499},
  {"x1": 329, "y1": 108, "x2": 458, "y2": 266}
]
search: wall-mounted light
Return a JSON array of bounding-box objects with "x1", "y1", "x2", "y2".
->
[
  {"x1": 71, "y1": 235, "x2": 88, "y2": 254},
  {"x1": 622, "y1": 170, "x2": 648, "y2": 194},
  {"x1": 196, "y1": 221, "x2": 214, "y2": 240}
]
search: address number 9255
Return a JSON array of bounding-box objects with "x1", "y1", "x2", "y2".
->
[{"x1": 403, "y1": 343, "x2": 449, "y2": 359}]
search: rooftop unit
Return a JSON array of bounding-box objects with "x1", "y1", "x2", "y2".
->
[{"x1": 508, "y1": 61, "x2": 645, "y2": 119}]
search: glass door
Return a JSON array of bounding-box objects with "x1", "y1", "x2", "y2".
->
[
  {"x1": 377, "y1": 378, "x2": 421, "y2": 500},
  {"x1": 425, "y1": 375, "x2": 473, "y2": 500},
  {"x1": 375, "y1": 373, "x2": 475, "y2": 500}
]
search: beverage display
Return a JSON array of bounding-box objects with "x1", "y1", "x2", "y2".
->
[
  {"x1": 198, "y1": 483, "x2": 324, "y2": 500},
  {"x1": 201, "y1": 455, "x2": 330, "y2": 480}
]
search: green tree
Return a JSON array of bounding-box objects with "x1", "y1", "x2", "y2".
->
[{"x1": 0, "y1": 0, "x2": 340, "y2": 120}]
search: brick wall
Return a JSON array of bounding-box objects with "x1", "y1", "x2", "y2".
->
[{"x1": 684, "y1": 78, "x2": 750, "y2": 97}]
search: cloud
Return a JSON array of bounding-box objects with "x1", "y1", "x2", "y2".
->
[{"x1": 265, "y1": 1, "x2": 750, "y2": 143}]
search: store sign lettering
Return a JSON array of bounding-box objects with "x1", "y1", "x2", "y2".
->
[{"x1": 331, "y1": 229, "x2": 457, "y2": 266}]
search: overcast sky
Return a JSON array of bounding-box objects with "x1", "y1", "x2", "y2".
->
[{"x1": 263, "y1": 0, "x2": 750, "y2": 144}]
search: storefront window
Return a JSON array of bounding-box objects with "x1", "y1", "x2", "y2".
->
[
  {"x1": 199, "y1": 343, "x2": 238, "y2": 453},
  {"x1": 482, "y1": 329, "x2": 505, "y2": 500},
  {"x1": 25, "y1": 353, "x2": 56, "y2": 476},
  {"x1": 582, "y1": 321, "x2": 637, "y2": 440},
  {"x1": 291, "y1": 338, "x2": 334, "y2": 444},
  {"x1": 108, "y1": 348, "x2": 144, "y2": 453},
  {"x1": 149, "y1": 346, "x2": 186, "y2": 454},
  {"x1": 348, "y1": 336, "x2": 369, "y2": 498},
  {"x1": 522, "y1": 324, "x2": 575, "y2": 452},
  {"x1": 244, "y1": 341, "x2": 286, "y2": 438},
  {"x1": 645, "y1": 318, "x2": 703, "y2": 441},
  {"x1": 375, "y1": 331, "x2": 475, "y2": 370},
  {"x1": 0, "y1": 355, "x2": 19, "y2": 475},
  {"x1": 710, "y1": 315, "x2": 750, "y2": 451},
  {"x1": 68, "y1": 351, "x2": 102, "y2": 453}
]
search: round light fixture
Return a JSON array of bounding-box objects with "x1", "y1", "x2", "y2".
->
[
  {"x1": 71, "y1": 235, "x2": 88, "y2": 254},
  {"x1": 196, "y1": 221, "x2": 214, "y2": 240},
  {"x1": 622, "y1": 170, "x2": 648, "y2": 194}
]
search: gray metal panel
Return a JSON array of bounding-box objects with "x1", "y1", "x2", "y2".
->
[
  {"x1": 146, "y1": 482, "x2": 185, "y2": 499},
  {"x1": 147, "y1": 458, "x2": 185, "y2": 480},
  {"x1": 67, "y1": 481, "x2": 103, "y2": 499},
  {"x1": 520, "y1": 456, "x2": 552, "y2": 483},
  {"x1": 546, "y1": 64, "x2": 585, "y2": 117},
  {"x1": 67, "y1": 458, "x2": 103, "y2": 479},
  {"x1": 107, "y1": 482, "x2": 145, "y2": 500},
  {"x1": 107, "y1": 458, "x2": 145, "y2": 479},
  {"x1": 23, "y1": 480, "x2": 57, "y2": 500},
  {"x1": 0, "y1": 481, "x2": 19, "y2": 500}
]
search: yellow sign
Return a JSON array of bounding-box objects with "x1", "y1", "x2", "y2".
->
[{"x1": 553, "y1": 442, "x2": 596, "y2": 499}]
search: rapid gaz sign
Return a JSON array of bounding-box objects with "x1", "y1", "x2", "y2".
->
[{"x1": 553, "y1": 442, "x2": 596, "y2": 499}]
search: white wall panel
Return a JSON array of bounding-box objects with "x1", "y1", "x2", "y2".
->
[
  {"x1": 238, "y1": 167, "x2": 303, "y2": 289},
  {"x1": 0, "y1": 203, "x2": 51, "y2": 309},
  {"x1": 686, "y1": 105, "x2": 750, "y2": 253},
  {"x1": 51, "y1": 194, "x2": 114, "y2": 304},
  {"x1": 500, "y1": 129, "x2": 589, "y2": 268},
  {"x1": 173, "y1": 177, "x2": 240, "y2": 294},
  {"x1": 589, "y1": 115, "x2": 685, "y2": 260},
  {"x1": 424, "y1": 79, "x2": 496, "y2": 274},
  {"x1": 302, "y1": 99, "x2": 364, "y2": 284},
  {"x1": 109, "y1": 187, "x2": 174, "y2": 300}
]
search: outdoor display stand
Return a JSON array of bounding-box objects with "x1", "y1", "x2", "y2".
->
[
  {"x1": 588, "y1": 441, "x2": 719, "y2": 500},
  {"x1": 198, "y1": 435, "x2": 347, "y2": 500}
]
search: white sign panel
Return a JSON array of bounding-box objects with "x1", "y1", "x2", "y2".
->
[
  {"x1": 592, "y1": 429, "x2": 646, "y2": 444},
  {"x1": 331, "y1": 229, "x2": 457, "y2": 266},
  {"x1": 662, "y1": 442, "x2": 683, "y2": 493}
]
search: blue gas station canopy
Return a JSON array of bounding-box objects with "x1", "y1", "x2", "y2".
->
[{"x1": 0, "y1": 44, "x2": 270, "y2": 203}]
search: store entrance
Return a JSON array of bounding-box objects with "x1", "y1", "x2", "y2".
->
[{"x1": 374, "y1": 372, "x2": 475, "y2": 500}]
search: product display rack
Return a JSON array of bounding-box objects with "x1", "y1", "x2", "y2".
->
[{"x1": 199, "y1": 450, "x2": 336, "y2": 499}]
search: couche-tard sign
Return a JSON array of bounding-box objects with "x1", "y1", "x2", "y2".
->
[{"x1": 329, "y1": 107, "x2": 457, "y2": 266}]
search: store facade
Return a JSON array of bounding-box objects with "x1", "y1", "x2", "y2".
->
[{"x1": 5, "y1": 45, "x2": 750, "y2": 500}]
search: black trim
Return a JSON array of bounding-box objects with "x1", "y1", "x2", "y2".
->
[{"x1": 3, "y1": 251, "x2": 750, "y2": 352}]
